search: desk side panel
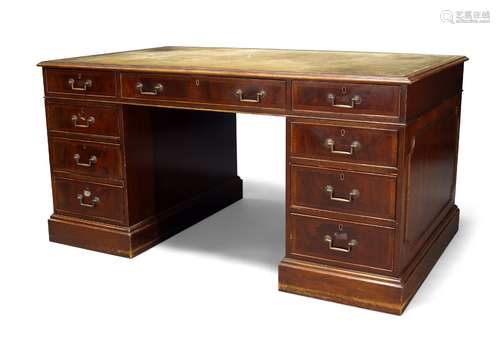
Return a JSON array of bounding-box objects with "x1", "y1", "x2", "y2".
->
[
  {"x1": 404, "y1": 64, "x2": 463, "y2": 122},
  {"x1": 400, "y1": 94, "x2": 461, "y2": 272}
]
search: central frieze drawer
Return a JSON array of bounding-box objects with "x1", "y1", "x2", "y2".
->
[
  {"x1": 120, "y1": 73, "x2": 286, "y2": 110},
  {"x1": 50, "y1": 138, "x2": 123, "y2": 179},
  {"x1": 292, "y1": 81, "x2": 400, "y2": 116},
  {"x1": 202, "y1": 77, "x2": 286, "y2": 110},
  {"x1": 290, "y1": 122, "x2": 398, "y2": 167},
  {"x1": 290, "y1": 165, "x2": 396, "y2": 220}
]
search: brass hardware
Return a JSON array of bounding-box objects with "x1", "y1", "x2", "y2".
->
[
  {"x1": 340, "y1": 129, "x2": 346, "y2": 136},
  {"x1": 325, "y1": 185, "x2": 360, "y2": 203},
  {"x1": 325, "y1": 138, "x2": 361, "y2": 155},
  {"x1": 71, "y1": 115, "x2": 95, "y2": 128},
  {"x1": 68, "y1": 78, "x2": 92, "y2": 91},
  {"x1": 195, "y1": 79, "x2": 200, "y2": 86},
  {"x1": 73, "y1": 153, "x2": 97, "y2": 167},
  {"x1": 324, "y1": 233, "x2": 358, "y2": 253},
  {"x1": 136, "y1": 82, "x2": 164, "y2": 95},
  {"x1": 327, "y1": 93, "x2": 361, "y2": 108},
  {"x1": 340, "y1": 173, "x2": 345, "y2": 181},
  {"x1": 235, "y1": 89, "x2": 266, "y2": 103},
  {"x1": 77, "y1": 189, "x2": 100, "y2": 208}
]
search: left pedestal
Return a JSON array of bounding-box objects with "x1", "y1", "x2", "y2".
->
[{"x1": 46, "y1": 100, "x2": 242, "y2": 257}]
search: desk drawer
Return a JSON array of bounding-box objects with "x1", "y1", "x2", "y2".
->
[
  {"x1": 292, "y1": 81, "x2": 400, "y2": 116},
  {"x1": 289, "y1": 214, "x2": 394, "y2": 271},
  {"x1": 46, "y1": 101, "x2": 121, "y2": 137},
  {"x1": 290, "y1": 165, "x2": 396, "y2": 219},
  {"x1": 45, "y1": 68, "x2": 116, "y2": 97},
  {"x1": 121, "y1": 73, "x2": 202, "y2": 102},
  {"x1": 120, "y1": 73, "x2": 286, "y2": 110},
  {"x1": 53, "y1": 177, "x2": 125, "y2": 224},
  {"x1": 290, "y1": 122, "x2": 398, "y2": 167},
  {"x1": 203, "y1": 77, "x2": 286, "y2": 110},
  {"x1": 50, "y1": 138, "x2": 123, "y2": 179}
]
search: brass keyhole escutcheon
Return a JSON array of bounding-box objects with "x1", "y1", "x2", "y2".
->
[
  {"x1": 195, "y1": 79, "x2": 200, "y2": 86},
  {"x1": 338, "y1": 224, "x2": 343, "y2": 231},
  {"x1": 341, "y1": 87, "x2": 347, "y2": 94},
  {"x1": 341, "y1": 129, "x2": 346, "y2": 136},
  {"x1": 340, "y1": 173, "x2": 345, "y2": 181}
]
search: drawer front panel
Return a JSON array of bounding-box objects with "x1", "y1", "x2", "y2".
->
[
  {"x1": 121, "y1": 73, "x2": 286, "y2": 110},
  {"x1": 289, "y1": 214, "x2": 394, "y2": 271},
  {"x1": 291, "y1": 165, "x2": 396, "y2": 219},
  {"x1": 203, "y1": 77, "x2": 286, "y2": 110},
  {"x1": 45, "y1": 68, "x2": 116, "y2": 97},
  {"x1": 292, "y1": 81, "x2": 400, "y2": 116},
  {"x1": 50, "y1": 139, "x2": 123, "y2": 179},
  {"x1": 290, "y1": 122, "x2": 398, "y2": 167},
  {"x1": 53, "y1": 177, "x2": 125, "y2": 223},
  {"x1": 121, "y1": 73, "x2": 202, "y2": 102},
  {"x1": 46, "y1": 101, "x2": 121, "y2": 137}
]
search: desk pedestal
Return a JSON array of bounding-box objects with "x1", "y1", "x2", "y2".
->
[{"x1": 47, "y1": 107, "x2": 242, "y2": 257}]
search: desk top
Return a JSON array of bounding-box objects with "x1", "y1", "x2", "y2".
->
[{"x1": 38, "y1": 46, "x2": 467, "y2": 83}]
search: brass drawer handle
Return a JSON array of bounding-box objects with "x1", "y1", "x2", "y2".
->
[
  {"x1": 325, "y1": 185, "x2": 360, "y2": 203},
  {"x1": 235, "y1": 89, "x2": 266, "y2": 103},
  {"x1": 324, "y1": 233, "x2": 358, "y2": 253},
  {"x1": 68, "y1": 78, "x2": 92, "y2": 91},
  {"x1": 327, "y1": 93, "x2": 362, "y2": 108},
  {"x1": 136, "y1": 82, "x2": 163, "y2": 95},
  {"x1": 326, "y1": 139, "x2": 361, "y2": 155},
  {"x1": 77, "y1": 189, "x2": 100, "y2": 208},
  {"x1": 73, "y1": 153, "x2": 97, "y2": 167},
  {"x1": 71, "y1": 115, "x2": 95, "y2": 128}
]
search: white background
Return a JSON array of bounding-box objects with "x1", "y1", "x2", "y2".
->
[{"x1": 1, "y1": 1, "x2": 498, "y2": 347}]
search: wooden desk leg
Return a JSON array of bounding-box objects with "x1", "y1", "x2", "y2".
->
[{"x1": 49, "y1": 107, "x2": 242, "y2": 257}]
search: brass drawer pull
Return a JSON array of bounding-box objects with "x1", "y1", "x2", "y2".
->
[
  {"x1": 326, "y1": 138, "x2": 361, "y2": 155},
  {"x1": 235, "y1": 89, "x2": 266, "y2": 103},
  {"x1": 77, "y1": 189, "x2": 100, "y2": 208},
  {"x1": 327, "y1": 93, "x2": 362, "y2": 108},
  {"x1": 71, "y1": 115, "x2": 95, "y2": 128},
  {"x1": 136, "y1": 82, "x2": 163, "y2": 95},
  {"x1": 73, "y1": 153, "x2": 97, "y2": 167},
  {"x1": 324, "y1": 233, "x2": 358, "y2": 253},
  {"x1": 325, "y1": 185, "x2": 360, "y2": 203},
  {"x1": 68, "y1": 78, "x2": 92, "y2": 91}
]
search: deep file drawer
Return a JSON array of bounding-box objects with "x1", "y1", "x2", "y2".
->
[
  {"x1": 290, "y1": 165, "x2": 396, "y2": 220},
  {"x1": 53, "y1": 177, "x2": 126, "y2": 224},
  {"x1": 288, "y1": 214, "x2": 394, "y2": 271}
]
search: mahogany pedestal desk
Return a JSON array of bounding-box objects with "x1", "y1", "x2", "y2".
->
[{"x1": 38, "y1": 47, "x2": 466, "y2": 314}]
